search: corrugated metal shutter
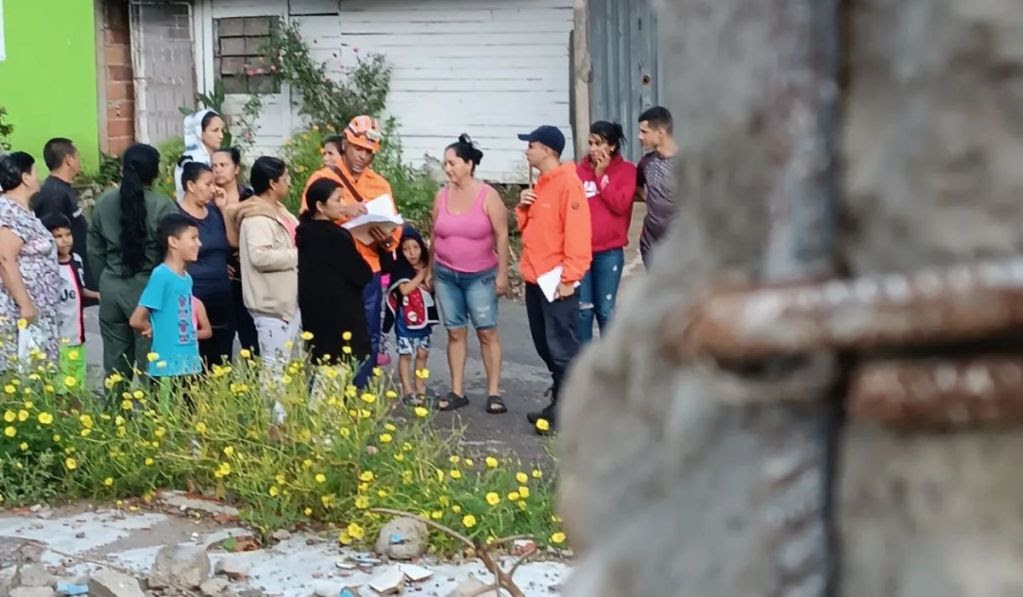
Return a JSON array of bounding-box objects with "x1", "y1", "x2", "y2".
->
[{"x1": 588, "y1": 0, "x2": 659, "y2": 163}]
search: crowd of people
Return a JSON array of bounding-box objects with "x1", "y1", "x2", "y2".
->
[{"x1": 0, "y1": 106, "x2": 678, "y2": 435}]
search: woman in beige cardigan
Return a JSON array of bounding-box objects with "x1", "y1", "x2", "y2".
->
[{"x1": 237, "y1": 157, "x2": 299, "y2": 376}]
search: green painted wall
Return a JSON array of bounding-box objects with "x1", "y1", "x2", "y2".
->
[{"x1": 0, "y1": 0, "x2": 100, "y2": 172}]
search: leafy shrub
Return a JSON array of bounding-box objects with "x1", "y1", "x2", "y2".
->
[{"x1": 0, "y1": 345, "x2": 564, "y2": 555}]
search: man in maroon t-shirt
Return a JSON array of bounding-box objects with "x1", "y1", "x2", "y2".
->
[{"x1": 636, "y1": 106, "x2": 679, "y2": 268}]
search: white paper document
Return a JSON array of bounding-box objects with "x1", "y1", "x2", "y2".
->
[
  {"x1": 342, "y1": 193, "x2": 405, "y2": 244},
  {"x1": 537, "y1": 265, "x2": 563, "y2": 303}
]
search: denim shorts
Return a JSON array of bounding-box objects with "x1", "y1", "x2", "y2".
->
[{"x1": 433, "y1": 262, "x2": 499, "y2": 330}]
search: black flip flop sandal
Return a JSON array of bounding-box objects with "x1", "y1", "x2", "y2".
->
[
  {"x1": 402, "y1": 394, "x2": 423, "y2": 407},
  {"x1": 437, "y1": 392, "x2": 469, "y2": 411},
  {"x1": 486, "y1": 395, "x2": 507, "y2": 414}
]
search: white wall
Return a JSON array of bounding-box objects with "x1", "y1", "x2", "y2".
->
[
  {"x1": 337, "y1": 0, "x2": 575, "y2": 182},
  {"x1": 196, "y1": 0, "x2": 574, "y2": 182}
]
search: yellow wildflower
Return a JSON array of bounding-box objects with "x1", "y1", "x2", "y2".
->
[
  {"x1": 68, "y1": 349, "x2": 79, "y2": 361},
  {"x1": 315, "y1": 473, "x2": 327, "y2": 484},
  {"x1": 3, "y1": 385, "x2": 14, "y2": 395},
  {"x1": 133, "y1": 390, "x2": 145, "y2": 400},
  {"x1": 414, "y1": 368, "x2": 430, "y2": 380},
  {"x1": 79, "y1": 414, "x2": 93, "y2": 428},
  {"x1": 145, "y1": 458, "x2": 154, "y2": 466},
  {"x1": 359, "y1": 409, "x2": 371, "y2": 418},
  {"x1": 449, "y1": 469, "x2": 462, "y2": 480},
  {"x1": 402, "y1": 442, "x2": 412, "y2": 452},
  {"x1": 121, "y1": 400, "x2": 133, "y2": 411},
  {"x1": 536, "y1": 418, "x2": 550, "y2": 432},
  {"x1": 16, "y1": 410, "x2": 28, "y2": 422},
  {"x1": 154, "y1": 428, "x2": 166, "y2": 438},
  {"x1": 485, "y1": 457, "x2": 499, "y2": 469},
  {"x1": 18, "y1": 442, "x2": 27, "y2": 451},
  {"x1": 519, "y1": 486, "x2": 530, "y2": 499},
  {"x1": 339, "y1": 532, "x2": 352, "y2": 545},
  {"x1": 2, "y1": 411, "x2": 14, "y2": 423},
  {"x1": 360, "y1": 393, "x2": 376, "y2": 404},
  {"x1": 355, "y1": 495, "x2": 370, "y2": 509},
  {"x1": 414, "y1": 407, "x2": 429, "y2": 418},
  {"x1": 462, "y1": 514, "x2": 477, "y2": 528},
  {"x1": 304, "y1": 507, "x2": 313, "y2": 516},
  {"x1": 196, "y1": 422, "x2": 207, "y2": 434},
  {"x1": 449, "y1": 455, "x2": 461, "y2": 464},
  {"x1": 3, "y1": 426, "x2": 15, "y2": 438},
  {"x1": 379, "y1": 433, "x2": 392, "y2": 443},
  {"x1": 104, "y1": 477, "x2": 114, "y2": 487},
  {"x1": 359, "y1": 471, "x2": 374, "y2": 482},
  {"x1": 269, "y1": 486, "x2": 280, "y2": 497},
  {"x1": 430, "y1": 510, "x2": 443, "y2": 520},
  {"x1": 372, "y1": 367, "x2": 382, "y2": 377},
  {"x1": 80, "y1": 429, "x2": 91, "y2": 437},
  {"x1": 377, "y1": 489, "x2": 388, "y2": 498},
  {"x1": 147, "y1": 352, "x2": 159, "y2": 362},
  {"x1": 463, "y1": 459, "x2": 474, "y2": 467},
  {"x1": 452, "y1": 505, "x2": 462, "y2": 513},
  {"x1": 550, "y1": 532, "x2": 566, "y2": 545},
  {"x1": 275, "y1": 474, "x2": 286, "y2": 484},
  {"x1": 223, "y1": 446, "x2": 235, "y2": 457},
  {"x1": 532, "y1": 469, "x2": 543, "y2": 479},
  {"x1": 17, "y1": 318, "x2": 27, "y2": 330},
  {"x1": 516, "y1": 472, "x2": 528, "y2": 484},
  {"x1": 508, "y1": 492, "x2": 520, "y2": 502},
  {"x1": 342, "y1": 331, "x2": 352, "y2": 341},
  {"x1": 339, "y1": 427, "x2": 351, "y2": 438},
  {"x1": 393, "y1": 453, "x2": 404, "y2": 462},
  {"x1": 52, "y1": 434, "x2": 60, "y2": 442},
  {"x1": 486, "y1": 492, "x2": 500, "y2": 506},
  {"x1": 239, "y1": 348, "x2": 252, "y2": 359},
  {"x1": 346, "y1": 522, "x2": 365, "y2": 540},
  {"x1": 65, "y1": 458, "x2": 77, "y2": 470},
  {"x1": 301, "y1": 331, "x2": 314, "y2": 341},
  {"x1": 342, "y1": 346, "x2": 352, "y2": 355}
]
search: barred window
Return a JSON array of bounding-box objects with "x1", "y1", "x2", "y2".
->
[{"x1": 214, "y1": 16, "x2": 280, "y2": 94}]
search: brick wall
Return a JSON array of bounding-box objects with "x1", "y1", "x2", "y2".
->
[{"x1": 100, "y1": 0, "x2": 135, "y2": 155}]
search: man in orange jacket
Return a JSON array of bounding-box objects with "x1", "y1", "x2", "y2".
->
[
  {"x1": 301, "y1": 116, "x2": 401, "y2": 384},
  {"x1": 515, "y1": 125, "x2": 592, "y2": 434}
]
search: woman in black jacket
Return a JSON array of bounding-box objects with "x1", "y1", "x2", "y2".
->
[{"x1": 297, "y1": 178, "x2": 374, "y2": 385}]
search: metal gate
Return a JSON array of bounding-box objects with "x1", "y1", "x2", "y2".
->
[
  {"x1": 587, "y1": 0, "x2": 660, "y2": 163},
  {"x1": 129, "y1": 1, "x2": 196, "y2": 145}
]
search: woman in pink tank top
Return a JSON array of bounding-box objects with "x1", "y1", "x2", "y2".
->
[{"x1": 431, "y1": 134, "x2": 510, "y2": 414}]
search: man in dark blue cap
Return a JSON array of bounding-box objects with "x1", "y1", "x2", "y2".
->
[{"x1": 515, "y1": 125, "x2": 592, "y2": 434}]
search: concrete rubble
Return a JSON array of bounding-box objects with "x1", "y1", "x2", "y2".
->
[
  {"x1": 0, "y1": 508, "x2": 568, "y2": 596},
  {"x1": 373, "y1": 518, "x2": 428, "y2": 561}
]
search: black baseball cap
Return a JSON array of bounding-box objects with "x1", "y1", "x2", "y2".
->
[{"x1": 517, "y1": 126, "x2": 565, "y2": 156}]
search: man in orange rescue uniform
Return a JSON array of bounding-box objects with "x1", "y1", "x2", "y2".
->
[
  {"x1": 516, "y1": 125, "x2": 592, "y2": 434},
  {"x1": 302, "y1": 115, "x2": 401, "y2": 383}
]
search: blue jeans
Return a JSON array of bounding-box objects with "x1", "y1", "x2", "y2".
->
[
  {"x1": 433, "y1": 263, "x2": 499, "y2": 330},
  {"x1": 355, "y1": 272, "x2": 383, "y2": 387},
  {"x1": 576, "y1": 248, "x2": 625, "y2": 344}
]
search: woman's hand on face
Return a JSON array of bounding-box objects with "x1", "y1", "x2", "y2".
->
[
  {"x1": 19, "y1": 303, "x2": 38, "y2": 326},
  {"x1": 495, "y1": 272, "x2": 509, "y2": 297},
  {"x1": 594, "y1": 149, "x2": 611, "y2": 176},
  {"x1": 212, "y1": 185, "x2": 227, "y2": 206}
]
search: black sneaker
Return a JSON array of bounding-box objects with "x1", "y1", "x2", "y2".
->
[{"x1": 527, "y1": 406, "x2": 555, "y2": 425}]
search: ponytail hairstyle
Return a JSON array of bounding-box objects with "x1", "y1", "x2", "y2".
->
[
  {"x1": 0, "y1": 151, "x2": 35, "y2": 192},
  {"x1": 445, "y1": 133, "x2": 484, "y2": 175},
  {"x1": 301, "y1": 178, "x2": 342, "y2": 221},
  {"x1": 119, "y1": 143, "x2": 161, "y2": 276},
  {"x1": 178, "y1": 157, "x2": 213, "y2": 194},
  {"x1": 589, "y1": 121, "x2": 626, "y2": 156}
]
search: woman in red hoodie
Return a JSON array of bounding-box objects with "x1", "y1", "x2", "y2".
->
[{"x1": 575, "y1": 121, "x2": 637, "y2": 344}]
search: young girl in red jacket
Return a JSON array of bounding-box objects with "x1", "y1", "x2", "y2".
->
[{"x1": 575, "y1": 121, "x2": 637, "y2": 344}]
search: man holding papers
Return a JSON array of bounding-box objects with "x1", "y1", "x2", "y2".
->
[
  {"x1": 516, "y1": 125, "x2": 592, "y2": 434},
  {"x1": 302, "y1": 115, "x2": 401, "y2": 369}
]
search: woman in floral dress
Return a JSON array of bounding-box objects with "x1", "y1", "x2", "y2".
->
[{"x1": 0, "y1": 152, "x2": 60, "y2": 370}]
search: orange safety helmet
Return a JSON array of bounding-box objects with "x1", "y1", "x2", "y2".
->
[{"x1": 344, "y1": 115, "x2": 383, "y2": 153}]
